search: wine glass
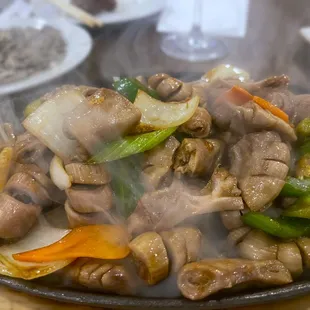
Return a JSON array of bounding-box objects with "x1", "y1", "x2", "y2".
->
[{"x1": 160, "y1": 0, "x2": 227, "y2": 62}]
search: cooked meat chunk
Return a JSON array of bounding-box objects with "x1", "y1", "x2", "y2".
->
[
  {"x1": 148, "y1": 74, "x2": 192, "y2": 102},
  {"x1": 64, "y1": 88, "x2": 141, "y2": 152},
  {"x1": 5, "y1": 172, "x2": 51, "y2": 207},
  {"x1": 64, "y1": 200, "x2": 116, "y2": 228},
  {"x1": 227, "y1": 227, "x2": 251, "y2": 246},
  {"x1": 0, "y1": 193, "x2": 41, "y2": 239},
  {"x1": 229, "y1": 131, "x2": 290, "y2": 211},
  {"x1": 296, "y1": 238, "x2": 310, "y2": 268},
  {"x1": 13, "y1": 163, "x2": 65, "y2": 204},
  {"x1": 129, "y1": 232, "x2": 169, "y2": 285},
  {"x1": 178, "y1": 107, "x2": 212, "y2": 138},
  {"x1": 160, "y1": 227, "x2": 201, "y2": 273},
  {"x1": 127, "y1": 178, "x2": 243, "y2": 235},
  {"x1": 15, "y1": 132, "x2": 47, "y2": 164},
  {"x1": 277, "y1": 242, "x2": 303, "y2": 278},
  {"x1": 148, "y1": 74, "x2": 208, "y2": 105},
  {"x1": 293, "y1": 95, "x2": 310, "y2": 125},
  {"x1": 65, "y1": 163, "x2": 111, "y2": 185},
  {"x1": 209, "y1": 95, "x2": 296, "y2": 141},
  {"x1": 177, "y1": 259, "x2": 292, "y2": 300},
  {"x1": 238, "y1": 230, "x2": 278, "y2": 260},
  {"x1": 64, "y1": 258, "x2": 137, "y2": 295},
  {"x1": 142, "y1": 136, "x2": 180, "y2": 190},
  {"x1": 220, "y1": 211, "x2": 243, "y2": 231},
  {"x1": 173, "y1": 139, "x2": 222, "y2": 177},
  {"x1": 66, "y1": 185, "x2": 113, "y2": 213}
]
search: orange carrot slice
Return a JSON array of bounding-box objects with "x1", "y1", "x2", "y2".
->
[
  {"x1": 253, "y1": 96, "x2": 289, "y2": 123},
  {"x1": 228, "y1": 86, "x2": 253, "y2": 104},
  {"x1": 13, "y1": 225, "x2": 130, "y2": 263}
]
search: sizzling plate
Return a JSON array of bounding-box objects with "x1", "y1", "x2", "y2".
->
[{"x1": 1, "y1": 276, "x2": 310, "y2": 309}]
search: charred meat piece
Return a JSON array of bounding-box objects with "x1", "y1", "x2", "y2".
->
[
  {"x1": 64, "y1": 88, "x2": 141, "y2": 152},
  {"x1": 173, "y1": 139, "x2": 221, "y2": 177},
  {"x1": 66, "y1": 185, "x2": 113, "y2": 213},
  {"x1": 229, "y1": 131, "x2": 290, "y2": 211},
  {"x1": 127, "y1": 179, "x2": 243, "y2": 235},
  {"x1": 65, "y1": 163, "x2": 111, "y2": 185},
  {"x1": 142, "y1": 136, "x2": 180, "y2": 190},
  {"x1": 238, "y1": 230, "x2": 278, "y2": 260},
  {"x1": 64, "y1": 258, "x2": 136, "y2": 295},
  {"x1": 277, "y1": 242, "x2": 303, "y2": 278},
  {"x1": 178, "y1": 107, "x2": 212, "y2": 138},
  {"x1": 5, "y1": 172, "x2": 51, "y2": 207},
  {"x1": 129, "y1": 232, "x2": 169, "y2": 285},
  {"x1": 15, "y1": 132, "x2": 47, "y2": 164},
  {"x1": 0, "y1": 193, "x2": 41, "y2": 239},
  {"x1": 160, "y1": 227, "x2": 201, "y2": 273},
  {"x1": 178, "y1": 259, "x2": 292, "y2": 300}
]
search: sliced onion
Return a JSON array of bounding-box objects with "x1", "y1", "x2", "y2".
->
[
  {"x1": 50, "y1": 155, "x2": 72, "y2": 190},
  {"x1": 133, "y1": 90, "x2": 199, "y2": 129},
  {"x1": 202, "y1": 64, "x2": 250, "y2": 83},
  {"x1": 0, "y1": 147, "x2": 13, "y2": 192},
  {"x1": 23, "y1": 89, "x2": 85, "y2": 161},
  {"x1": 0, "y1": 218, "x2": 72, "y2": 280}
]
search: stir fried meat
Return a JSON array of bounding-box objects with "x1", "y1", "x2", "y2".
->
[
  {"x1": 64, "y1": 88, "x2": 141, "y2": 152},
  {"x1": 128, "y1": 174, "x2": 244, "y2": 235},
  {"x1": 229, "y1": 131, "x2": 290, "y2": 211},
  {"x1": 142, "y1": 136, "x2": 180, "y2": 190},
  {"x1": 174, "y1": 139, "x2": 222, "y2": 177},
  {"x1": 4, "y1": 67, "x2": 310, "y2": 300},
  {"x1": 178, "y1": 259, "x2": 292, "y2": 300}
]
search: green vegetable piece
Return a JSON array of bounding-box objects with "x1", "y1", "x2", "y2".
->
[
  {"x1": 283, "y1": 196, "x2": 310, "y2": 219},
  {"x1": 108, "y1": 157, "x2": 144, "y2": 218},
  {"x1": 280, "y1": 177, "x2": 310, "y2": 197},
  {"x1": 90, "y1": 127, "x2": 177, "y2": 163},
  {"x1": 296, "y1": 153, "x2": 310, "y2": 179},
  {"x1": 299, "y1": 140, "x2": 310, "y2": 157},
  {"x1": 23, "y1": 98, "x2": 43, "y2": 118},
  {"x1": 242, "y1": 212, "x2": 310, "y2": 239},
  {"x1": 112, "y1": 78, "x2": 160, "y2": 102},
  {"x1": 296, "y1": 118, "x2": 310, "y2": 142}
]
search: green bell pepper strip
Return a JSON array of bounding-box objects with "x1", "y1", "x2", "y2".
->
[
  {"x1": 112, "y1": 78, "x2": 160, "y2": 102},
  {"x1": 296, "y1": 118, "x2": 310, "y2": 142},
  {"x1": 299, "y1": 140, "x2": 310, "y2": 157},
  {"x1": 282, "y1": 196, "x2": 310, "y2": 219},
  {"x1": 280, "y1": 177, "x2": 310, "y2": 197},
  {"x1": 242, "y1": 212, "x2": 310, "y2": 239}
]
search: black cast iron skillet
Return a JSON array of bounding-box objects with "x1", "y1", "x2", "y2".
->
[{"x1": 1, "y1": 276, "x2": 310, "y2": 309}]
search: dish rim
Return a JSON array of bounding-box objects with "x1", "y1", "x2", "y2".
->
[{"x1": 1, "y1": 276, "x2": 310, "y2": 309}]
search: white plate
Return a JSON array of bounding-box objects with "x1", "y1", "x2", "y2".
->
[
  {"x1": 96, "y1": 0, "x2": 165, "y2": 24},
  {"x1": 0, "y1": 18, "x2": 92, "y2": 96}
]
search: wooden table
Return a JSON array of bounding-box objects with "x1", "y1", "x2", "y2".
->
[{"x1": 3, "y1": 0, "x2": 310, "y2": 308}]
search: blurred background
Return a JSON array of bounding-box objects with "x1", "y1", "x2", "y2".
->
[{"x1": 1, "y1": 0, "x2": 310, "y2": 117}]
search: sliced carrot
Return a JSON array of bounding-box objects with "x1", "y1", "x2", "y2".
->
[
  {"x1": 13, "y1": 225, "x2": 130, "y2": 263},
  {"x1": 229, "y1": 86, "x2": 253, "y2": 104},
  {"x1": 253, "y1": 96, "x2": 289, "y2": 123}
]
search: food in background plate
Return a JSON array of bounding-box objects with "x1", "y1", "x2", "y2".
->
[
  {"x1": 3, "y1": 65, "x2": 310, "y2": 300},
  {"x1": 0, "y1": 26, "x2": 66, "y2": 84}
]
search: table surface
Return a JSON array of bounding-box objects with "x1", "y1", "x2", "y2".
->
[{"x1": 3, "y1": 0, "x2": 310, "y2": 309}]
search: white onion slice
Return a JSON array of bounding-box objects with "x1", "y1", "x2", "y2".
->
[
  {"x1": 134, "y1": 90, "x2": 199, "y2": 129},
  {"x1": 50, "y1": 155, "x2": 72, "y2": 190},
  {"x1": 202, "y1": 64, "x2": 250, "y2": 83},
  {"x1": 23, "y1": 90, "x2": 85, "y2": 161},
  {"x1": 0, "y1": 218, "x2": 72, "y2": 280}
]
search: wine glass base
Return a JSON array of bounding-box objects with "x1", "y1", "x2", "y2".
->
[{"x1": 161, "y1": 33, "x2": 228, "y2": 62}]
